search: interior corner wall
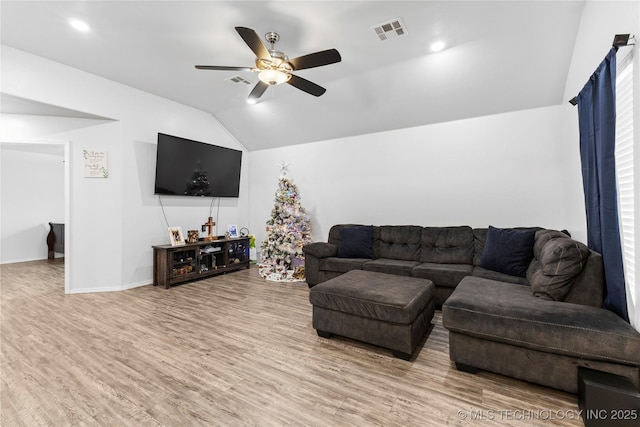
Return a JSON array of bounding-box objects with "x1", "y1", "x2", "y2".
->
[
  {"x1": 248, "y1": 105, "x2": 582, "y2": 254},
  {"x1": 1, "y1": 45, "x2": 249, "y2": 293}
]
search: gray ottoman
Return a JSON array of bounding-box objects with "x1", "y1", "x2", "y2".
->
[{"x1": 309, "y1": 270, "x2": 435, "y2": 360}]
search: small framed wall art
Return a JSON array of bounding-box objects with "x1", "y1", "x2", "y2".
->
[
  {"x1": 227, "y1": 224, "x2": 238, "y2": 238},
  {"x1": 168, "y1": 227, "x2": 185, "y2": 246},
  {"x1": 83, "y1": 150, "x2": 109, "y2": 178}
]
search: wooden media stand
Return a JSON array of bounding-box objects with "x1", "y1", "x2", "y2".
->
[{"x1": 153, "y1": 237, "x2": 250, "y2": 288}]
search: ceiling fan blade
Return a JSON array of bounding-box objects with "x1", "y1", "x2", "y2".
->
[
  {"x1": 289, "y1": 49, "x2": 341, "y2": 71},
  {"x1": 287, "y1": 74, "x2": 326, "y2": 97},
  {"x1": 235, "y1": 27, "x2": 272, "y2": 60},
  {"x1": 195, "y1": 65, "x2": 253, "y2": 71},
  {"x1": 248, "y1": 81, "x2": 270, "y2": 100}
]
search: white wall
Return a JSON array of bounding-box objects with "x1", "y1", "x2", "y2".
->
[
  {"x1": 1, "y1": 0, "x2": 635, "y2": 296},
  {"x1": 1, "y1": 46, "x2": 249, "y2": 292},
  {"x1": 249, "y1": 105, "x2": 580, "y2": 254},
  {"x1": 0, "y1": 144, "x2": 64, "y2": 263},
  {"x1": 564, "y1": 1, "x2": 638, "y2": 98},
  {"x1": 248, "y1": 1, "x2": 639, "y2": 257}
]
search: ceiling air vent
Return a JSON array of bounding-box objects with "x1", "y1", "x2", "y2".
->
[
  {"x1": 371, "y1": 18, "x2": 407, "y2": 41},
  {"x1": 226, "y1": 75, "x2": 252, "y2": 85}
]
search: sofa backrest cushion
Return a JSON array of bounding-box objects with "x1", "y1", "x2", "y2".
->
[
  {"x1": 528, "y1": 230, "x2": 592, "y2": 301},
  {"x1": 472, "y1": 228, "x2": 489, "y2": 266},
  {"x1": 479, "y1": 226, "x2": 536, "y2": 277},
  {"x1": 539, "y1": 236, "x2": 590, "y2": 277},
  {"x1": 378, "y1": 226, "x2": 422, "y2": 261},
  {"x1": 337, "y1": 226, "x2": 375, "y2": 259},
  {"x1": 533, "y1": 229, "x2": 570, "y2": 258},
  {"x1": 421, "y1": 226, "x2": 474, "y2": 264}
]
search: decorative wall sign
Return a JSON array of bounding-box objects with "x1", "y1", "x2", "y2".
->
[{"x1": 83, "y1": 150, "x2": 109, "y2": 178}]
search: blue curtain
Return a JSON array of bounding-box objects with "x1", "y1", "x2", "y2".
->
[{"x1": 576, "y1": 47, "x2": 628, "y2": 321}]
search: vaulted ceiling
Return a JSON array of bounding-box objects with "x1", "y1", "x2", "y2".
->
[{"x1": 0, "y1": 1, "x2": 585, "y2": 150}]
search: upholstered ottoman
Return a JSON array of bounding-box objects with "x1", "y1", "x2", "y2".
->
[{"x1": 309, "y1": 270, "x2": 435, "y2": 360}]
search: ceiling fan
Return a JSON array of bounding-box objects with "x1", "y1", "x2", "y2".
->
[{"x1": 196, "y1": 27, "x2": 341, "y2": 101}]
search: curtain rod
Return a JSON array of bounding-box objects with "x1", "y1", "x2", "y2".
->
[{"x1": 569, "y1": 34, "x2": 635, "y2": 106}]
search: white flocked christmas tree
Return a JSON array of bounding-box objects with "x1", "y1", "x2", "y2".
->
[{"x1": 259, "y1": 165, "x2": 312, "y2": 281}]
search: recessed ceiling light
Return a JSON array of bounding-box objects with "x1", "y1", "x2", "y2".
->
[
  {"x1": 68, "y1": 18, "x2": 90, "y2": 32},
  {"x1": 430, "y1": 40, "x2": 446, "y2": 52}
]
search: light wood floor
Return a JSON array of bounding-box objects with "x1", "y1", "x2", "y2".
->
[{"x1": 1, "y1": 260, "x2": 585, "y2": 426}]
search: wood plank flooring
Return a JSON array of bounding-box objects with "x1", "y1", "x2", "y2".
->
[{"x1": 1, "y1": 260, "x2": 585, "y2": 426}]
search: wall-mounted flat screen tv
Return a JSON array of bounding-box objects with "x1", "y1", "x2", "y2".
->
[{"x1": 154, "y1": 133, "x2": 242, "y2": 197}]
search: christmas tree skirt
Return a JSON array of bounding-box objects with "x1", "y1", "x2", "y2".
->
[{"x1": 258, "y1": 263, "x2": 306, "y2": 282}]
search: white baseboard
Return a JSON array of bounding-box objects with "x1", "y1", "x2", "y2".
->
[
  {"x1": 68, "y1": 280, "x2": 152, "y2": 294},
  {"x1": 123, "y1": 280, "x2": 153, "y2": 290},
  {"x1": 0, "y1": 256, "x2": 63, "y2": 265}
]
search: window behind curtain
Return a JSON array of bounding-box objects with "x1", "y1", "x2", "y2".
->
[{"x1": 615, "y1": 48, "x2": 635, "y2": 327}]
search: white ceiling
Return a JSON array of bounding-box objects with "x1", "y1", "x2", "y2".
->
[{"x1": 0, "y1": 1, "x2": 585, "y2": 151}]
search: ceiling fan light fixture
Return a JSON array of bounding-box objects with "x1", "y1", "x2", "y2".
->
[
  {"x1": 196, "y1": 27, "x2": 340, "y2": 98},
  {"x1": 258, "y1": 69, "x2": 291, "y2": 85}
]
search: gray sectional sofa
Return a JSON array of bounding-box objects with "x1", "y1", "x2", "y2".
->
[
  {"x1": 303, "y1": 224, "x2": 640, "y2": 393},
  {"x1": 303, "y1": 224, "x2": 601, "y2": 306}
]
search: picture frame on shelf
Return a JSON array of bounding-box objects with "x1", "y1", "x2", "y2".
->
[
  {"x1": 227, "y1": 224, "x2": 238, "y2": 238},
  {"x1": 168, "y1": 227, "x2": 185, "y2": 246},
  {"x1": 186, "y1": 230, "x2": 199, "y2": 243}
]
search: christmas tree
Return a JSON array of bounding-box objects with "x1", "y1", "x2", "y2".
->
[
  {"x1": 260, "y1": 167, "x2": 311, "y2": 278},
  {"x1": 184, "y1": 166, "x2": 210, "y2": 196}
]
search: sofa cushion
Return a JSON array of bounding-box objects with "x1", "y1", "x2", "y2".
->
[
  {"x1": 533, "y1": 229, "x2": 570, "y2": 259},
  {"x1": 363, "y1": 259, "x2": 420, "y2": 276},
  {"x1": 442, "y1": 277, "x2": 640, "y2": 366},
  {"x1": 528, "y1": 238, "x2": 591, "y2": 301},
  {"x1": 474, "y1": 227, "x2": 542, "y2": 266},
  {"x1": 472, "y1": 266, "x2": 529, "y2": 285},
  {"x1": 541, "y1": 237, "x2": 590, "y2": 275},
  {"x1": 411, "y1": 263, "x2": 473, "y2": 288},
  {"x1": 480, "y1": 226, "x2": 535, "y2": 277},
  {"x1": 420, "y1": 226, "x2": 474, "y2": 264},
  {"x1": 337, "y1": 225, "x2": 375, "y2": 259},
  {"x1": 377, "y1": 226, "x2": 422, "y2": 261},
  {"x1": 328, "y1": 224, "x2": 356, "y2": 246},
  {"x1": 328, "y1": 224, "x2": 380, "y2": 246},
  {"x1": 319, "y1": 257, "x2": 368, "y2": 273},
  {"x1": 472, "y1": 228, "x2": 489, "y2": 266}
]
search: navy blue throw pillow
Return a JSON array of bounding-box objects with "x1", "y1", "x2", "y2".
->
[
  {"x1": 337, "y1": 226, "x2": 374, "y2": 259},
  {"x1": 480, "y1": 226, "x2": 535, "y2": 277}
]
